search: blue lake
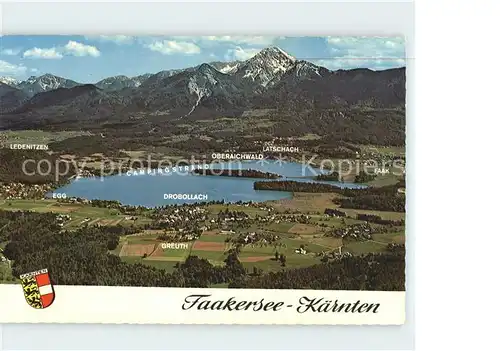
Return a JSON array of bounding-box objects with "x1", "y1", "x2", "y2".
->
[{"x1": 48, "y1": 161, "x2": 366, "y2": 207}]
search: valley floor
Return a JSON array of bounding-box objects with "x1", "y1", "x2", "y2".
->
[{"x1": 0, "y1": 193, "x2": 405, "y2": 283}]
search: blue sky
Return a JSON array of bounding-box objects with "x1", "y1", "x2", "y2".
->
[{"x1": 0, "y1": 36, "x2": 405, "y2": 83}]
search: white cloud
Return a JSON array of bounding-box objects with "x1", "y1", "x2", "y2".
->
[
  {"x1": 146, "y1": 40, "x2": 201, "y2": 55},
  {"x1": 313, "y1": 58, "x2": 405, "y2": 71},
  {"x1": 23, "y1": 47, "x2": 63, "y2": 59},
  {"x1": 0, "y1": 60, "x2": 28, "y2": 75},
  {"x1": 225, "y1": 46, "x2": 260, "y2": 61},
  {"x1": 87, "y1": 35, "x2": 134, "y2": 45},
  {"x1": 1, "y1": 48, "x2": 21, "y2": 56},
  {"x1": 23, "y1": 41, "x2": 101, "y2": 59},
  {"x1": 162, "y1": 36, "x2": 275, "y2": 47},
  {"x1": 64, "y1": 41, "x2": 101, "y2": 57},
  {"x1": 202, "y1": 36, "x2": 276, "y2": 46},
  {"x1": 320, "y1": 36, "x2": 405, "y2": 70},
  {"x1": 325, "y1": 36, "x2": 405, "y2": 60},
  {"x1": 326, "y1": 37, "x2": 342, "y2": 44}
]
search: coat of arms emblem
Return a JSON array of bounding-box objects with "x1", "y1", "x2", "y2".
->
[{"x1": 19, "y1": 268, "x2": 55, "y2": 309}]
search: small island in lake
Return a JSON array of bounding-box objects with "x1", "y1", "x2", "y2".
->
[
  {"x1": 253, "y1": 180, "x2": 343, "y2": 193},
  {"x1": 315, "y1": 171, "x2": 342, "y2": 182},
  {"x1": 193, "y1": 168, "x2": 282, "y2": 179}
]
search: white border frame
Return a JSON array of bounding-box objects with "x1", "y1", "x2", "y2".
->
[{"x1": 0, "y1": 1, "x2": 414, "y2": 349}]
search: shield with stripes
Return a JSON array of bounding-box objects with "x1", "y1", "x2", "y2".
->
[{"x1": 19, "y1": 268, "x2": 55, "y2": 309}]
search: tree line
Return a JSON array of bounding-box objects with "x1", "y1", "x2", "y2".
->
[
  {"x1": 229, "y1": 252, "x2": 405, "y2": 290},
  {"x1": 254, "y1": 180, "x2": 405, "y2": 197},
  {"x1": 254, "y1": 180, "x2": 342, "y2": 193},
  {"x1": 356, "y1": 213, "x2": 405, "y2": 226},
  {"x1": 315, "y1": 171, "x2": 342, "y2": 182},
  {"x1": 193, "y1": 168, "x2": 281, "y2": 179},
  {"x1": 335, "y1": 194, "x2": 405, "y2": 213}
]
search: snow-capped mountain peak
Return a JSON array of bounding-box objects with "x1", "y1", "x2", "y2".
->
[
  {"x1": 255, "y1": 46, "x2": 296, "y2": 63},
  {"x1": 0, "y1": 76, "x2": 20, "y2": 86},
  {"x1": 17, "y1": 74, "x2": 81, "y2": 97},
  {"x1": 235, "y1": 46, "x2": 297, "y2": 87}
]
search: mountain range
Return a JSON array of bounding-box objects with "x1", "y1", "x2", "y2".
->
[{"x1": 0, "y1": 46, "x2": 405, "y2": 129}]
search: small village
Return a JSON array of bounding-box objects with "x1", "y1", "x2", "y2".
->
[
  {"x1": 330, "y1": 223, "x2": 374, "y2": 240},
  {"x1": 0, "y1": 182, "x2": 53, "y2": 200}
]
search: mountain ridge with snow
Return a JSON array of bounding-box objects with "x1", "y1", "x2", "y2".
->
[
  {"x1": 16, "y1": 74, "x2": 81, "y2": 97},
  {"x1": 0, "y1": 76, "x2": 20, "y2": 86},
  {"x1": 1, "y1": 47, "x2": 401, "y2": 96},
  {"x1": 1, "y1": 47, "x2": 307, "y2": 93},
  {"x1": 0, "y1": 46, "x2": 405, "y2": 126}
]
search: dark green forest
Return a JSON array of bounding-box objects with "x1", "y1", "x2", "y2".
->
[
  {"x1": 335, "y1": 194, "x2": 405, "y2": 212},
  {"x1": 229, "y1": 252, "x2": 404, "y2": 290},
  {"x1": 254, "y1": 180, "x2": 343, "y2": 193},
  {"x1": 0, "y1": 149, "x2": 76, "y2": 184},
  {"x1": 193, "y1": 168, "x2": 281, "y2": 179}
]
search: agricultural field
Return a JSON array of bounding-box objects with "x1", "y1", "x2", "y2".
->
[
  {"x1": 270, "y1": 193, "x2": 338, "y2": 214},
  {"x1": 356, "y1": 144, "x2": 405, "y2": 157},
  {"x1": 189, "y1": 116, "x2": 278, "y2": 135},
  {"x1": 366, "y1": 173, "x2": 403, "y2": 187},
  {"x1": 207, "y1": 203, "x2": 269, "y2": 217},
  {"x1": 342, "y1": 229, "x2": 405, "y2": 255},
  {"x1": 0, "y1": 130, "x2": 92, "y2": 146},
  {"x1": 113, "y1": 216, "x2": 362, "y2": 274},
  {"x1": 116, "y1": 232, "x2": 232, "y2": 270},
  {"x1": 279, "y1": 192, "x2": 404, "y2": 219},
  {"x1": 0, "y1": 199, "x2": 152, "y2": 229},
  {"x1": 371, "y1": 230, "x2": 405, "y2": 245},
  {"x1": 269, "y1": 192, "x2": 405, "y2": 222},
  {"x1": 0, "y1": 192, "x2": 405, "y2": 277},
  {"x1": 343, "y1": 240, "x2": 388, "y2": 255}
]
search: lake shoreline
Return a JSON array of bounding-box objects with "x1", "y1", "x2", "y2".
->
[{"x1": 48, "y1": 161, "x2": 364, "y2": 208}]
